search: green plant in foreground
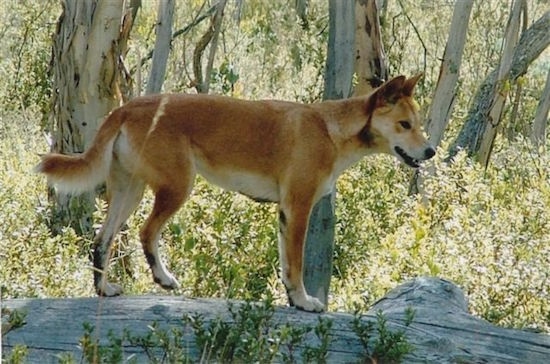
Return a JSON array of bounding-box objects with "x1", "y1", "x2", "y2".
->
[
  {"x1": 276, "y1": 323, "x2": 312, "y2": 364},
  {"x1": 69, "y1": 300, "x2": 300, "y2": 363},
  {"x1": 351, "y1": 308, "x2": 415, "y2": 363},
  {"x1": 187, "y1": 299, "x2": 336, "y2": 363},
  {"x1": 79, "y1": 323, "x2": 127, "y2": 364},
  {"x1": 126, "y1": 322, "x2": 187, "y2": 363},
  {"x1": 186, "y1": 299, "x2": 281, "y2": 362},
  {"x1": 1, "y1": 308, "x2": 27, "y2": 333},
  {"x1": 2, "y1": 310, "x2": 28, "y2": 364},
  {"x1": 4, "y1": 345, "x2": 28, "y2": 364},
  {"x1": 302, "y1": 316, "x2": 333, "y2": 363}
]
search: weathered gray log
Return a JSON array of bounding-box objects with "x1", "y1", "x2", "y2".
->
[{"x1": 3, "y1": 277, "x2": 549, "y2": 363}]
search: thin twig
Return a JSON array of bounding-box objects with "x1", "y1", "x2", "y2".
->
[
  {"x1": 129, "y1": 4, "x2": 217, "y2": 75},
  {"x1": 396, "y1": 0, "x2": 428, "y2": 76}
]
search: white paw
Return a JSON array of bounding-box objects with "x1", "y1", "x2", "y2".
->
[
  {"x1": 291, "y1": 293, "x2": 326, "y2": 313},
  {"x1": 153, "y1": 270, "x2": 180, "y2": 290},
  {"x1": 98, "y1": 282, "x2": 123, "y2": 297}
]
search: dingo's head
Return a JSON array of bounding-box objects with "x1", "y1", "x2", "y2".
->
[{"x1": 362, "y1": 74, "x2": 435, "y2": 168}]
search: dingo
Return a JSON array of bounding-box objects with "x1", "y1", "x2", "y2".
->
[{"x1": 35, "y1": 74, "x2": 434, "y2": 312}]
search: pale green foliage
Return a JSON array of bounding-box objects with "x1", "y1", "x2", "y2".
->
[
  {"x1": 0, "y1": 1, "x2": 57, "y2": 123},
  {"x1": 351, "y1": 309, "x2": 415, "y2": 362},
  {"x1": 135, "y1": 0, "x2": 329, "y2": 102},
  {"x1": 333, "y1": 141, "x2": 550, "y2": 331},
  {"x1": 4, "y1": 344, "x2": 28, "y2": 364},
  {"x1": 0, "y1": 115, "x2": 94, "y2": 298}
]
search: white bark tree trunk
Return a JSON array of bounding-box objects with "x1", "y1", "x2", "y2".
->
[
  {"x1": 478, "y1": 0, "x2": 524, "y2": 168},
  {"x1": 146, "y1": 0, "x2": 175, "y2": 95},
  {"x1": 531, "y1": 68, "x2": 550, "y2": 147},
  {"x1": 353, "y1": 0, "x2": 388, "y2": 96},
  {"x1": 425, "y1": 0, "x2": 473, "y2": 149},
  {"x1": 302, "y1": 0, "x2": 355, "y2": 307},
  {"x1": 410, "y1": 0, "x2": 473, "y2": 193},
  {"x1": 49, "y1": 0, "x2": 129, "y2": 235}
]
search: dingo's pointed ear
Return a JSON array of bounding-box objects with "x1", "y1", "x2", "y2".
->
[
  {"x1": 403, "y1": 73, "x2": 423, "y2": 96},
  {"x1": 373, "y1": 75, "x2": 405, "y2": 106}
]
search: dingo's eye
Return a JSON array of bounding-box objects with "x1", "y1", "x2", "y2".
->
[{"x1": 399, "y1": 120, "x2": 412, "y2": 130}]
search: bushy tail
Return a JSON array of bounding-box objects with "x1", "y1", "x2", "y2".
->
[{"x1": 34, "y1": 109, "x2": 125, "y2": 194}]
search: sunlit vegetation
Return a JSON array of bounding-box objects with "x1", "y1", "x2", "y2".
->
[{"x1": 1, "y1": 0, "x2": 549, "y2": 336}]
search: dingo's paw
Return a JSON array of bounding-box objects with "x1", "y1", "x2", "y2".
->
[
  {"x1": 154, "y1": 272, "x2": 180, "y2": 290},
  {"x1": 290, "y1": 292, "x2": 325, "y2": 312},
  {"x1": 97, "y1": 282, "x2": 123, "y2": 297}
]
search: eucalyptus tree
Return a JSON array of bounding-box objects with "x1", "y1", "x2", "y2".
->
[{"x1": 48, "y1": 0, "x2": 139, "y2": 235}]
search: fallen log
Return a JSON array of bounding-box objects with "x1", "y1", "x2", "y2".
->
[{"x1": 2, "y1": 277, "x2": 549, "y2": 363}]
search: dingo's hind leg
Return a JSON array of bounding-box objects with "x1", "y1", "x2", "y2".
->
[
  {"x1": 140, "y1": 166, "x2": 194, "y2": 291},
  {"x1": 94, "y1": 160, "x2": 145, "y2": 296}
]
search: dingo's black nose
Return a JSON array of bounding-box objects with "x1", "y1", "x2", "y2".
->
[{"x1": 425, "y1": 147, "x2": 436, "y2": 159}]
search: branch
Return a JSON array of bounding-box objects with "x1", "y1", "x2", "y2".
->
[
  {"x1": 396, "y1": 0, "x2": 428, "y2": 75},
  {"x1": 449, "y1": 10, "x2": 550, "y2": 158},
  {"x1": 194, "y1": 0, "x2": 227, "y2": 94},
  {"x1": 129, "y1": 4, "x2": 217, "y2": 75}
]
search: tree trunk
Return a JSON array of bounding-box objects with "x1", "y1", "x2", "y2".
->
[
  {"x1": 506, "y1": 5, "x2": 528, "y2": 141},
  {"x1": 449, "y1": 10, "x2": 550, "y2": 159},
  {"x1": 203, "y1": 0, "x2": 227, "y2": 94},
  {"x1": 119, "y1": 0, "x2": 141, "y2": 101},
  {"x1": 353, "y1": 0, "x2": 388, "y2": 96},
  {"x1": 146, "y1": 0, "x2": 175, "y2": 95},
  {"x1": 477, "y1": 0, "x2": 524, "y2": 168},
  {"x1": 531, "y1": 68, "x2": 550, "y2": 147},
  {"x1": 49, "y1": 0, "x2": 130, "y2": 236},
  {"x1": 294, "y1": 0, "x2": 309, "y2": 26},
  {"x1": 302, "y1": 0, "x2": 355, "y2": 307},
  {"x1": 425, "y1": 0, "x2": 473, "y2": 149},
  {"x1": 192, "y1": 0, "x2": 227, "y2": 94},
  {"x1": 410, "y1": 0, "x2": 473, "y2": 193}
]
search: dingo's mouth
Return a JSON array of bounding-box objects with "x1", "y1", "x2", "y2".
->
[{"x1": 394, "y1": 146, "x2": 421, "y2": 168}]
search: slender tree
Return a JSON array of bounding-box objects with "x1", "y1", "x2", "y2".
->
[
  {"x1": 146, "y1": 0, "x2": 175, "y2": 95},
  {"x1": 193, "y1": 0, "x2": 227, "y2": 94},
  {"x1": 425, "y1": 0, "x2": 473, "y2": 150},
  {"x1": 410, "y1": 0, "x2": 473, "y2": 193},
  {"x1": 477, "y1": 0, "x2": 524, "y2": 168},
  {"x1": 531, "y1": 69, "x2": 550, "y2": 147},
  {"x1": 302, "y1": 0, "x2": 355, "y2": 307}
]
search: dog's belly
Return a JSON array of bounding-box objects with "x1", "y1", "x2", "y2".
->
[{"x1": 197, "y1": 165, "x2": 280, "y2": 203}]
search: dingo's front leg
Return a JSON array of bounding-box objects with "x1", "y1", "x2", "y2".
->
[{"x1": 278, "y1": 201, "x2": 325, "y2": 313}]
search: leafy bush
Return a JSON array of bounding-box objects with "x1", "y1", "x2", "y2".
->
[
  {"x1": 0, "y1": 2, "x2": 57, "y2": 123},
  {"x1": 332, "y1": 140, "x2": 550, "y2": 331}
]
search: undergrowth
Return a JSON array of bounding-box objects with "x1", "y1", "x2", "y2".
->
[{"x1": 1, "y1": 109, "x2": 549, "y2": 333}]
